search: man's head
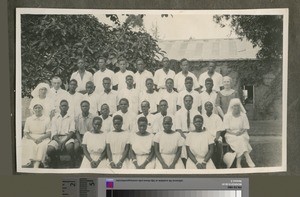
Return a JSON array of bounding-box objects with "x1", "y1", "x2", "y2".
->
[
  {"x1": 119, "y1": 98, "x2": 129, "y2": 113},
  {"x1": 159, "y1": 99, "x2": 168, "y2": 113},
  {"x1": 183, "y1": 95, "x2": 193, "y2": 110},
  {"x1": 59, "y1": 99, "x2": 69, "y2": 114},
  {"x1": 136, "y1": 58, "x2": 145, "y2": 73},
  {"x1": 51, "y1": 76, "x2": 62, "y2": 90},
  {"x1": 207, "y1": 62, "x2": 216, "y2": 73},
  {"x1": 77, "y1": 58, "x2": 86, "y2": 70},
  {"x1": 68, "y1": 79, "x2": 78, "y2": 92},
  {"x1": 118, "y1": 57, "x2": 128, "y2": 71},
  {"x1": 185, "y1": 76, "x2": 194, "y2": 91},
  {"x1": 204, "y1": 101, "x2": 213, "y2": 114},
  {"x1": 137, "y1": 117, "x2": 148, "y2": 134},
  {"x1": 145, "y1": 78, "x2": 154, "y2": 91},
  {"x1": 100, "y1": 104, "x2": 110, "y2": 117},
  {"x1": 80, "y1": 100, "x2": 90, "y2": 114},
  {"x1": 205, "y1": 78, "x2": 214, "y2": 91},
  {"x1": 162, "y1": 116, "x2": 173, "y2": 131},
  {"x1": 85, "y1": 81, "x2": 95, "y2": 94},
  {"x1": 98, "y1": 57, "x2": 107, "y2": 70},
  {"x1": 165, "y1": 78, "x2": 174, "y2": 90},
  {"x1": 141, "y1": 101, "x2": 150, "y2": 114},
  {"x1": 125, "y1": 75, "x2": 134, "y2": 87},
  {"x1": 180, "y1": 58, "x2": 189, "y2": 73},
  {"x1": 162, "y1": 57, "x2": 170, "y2": 70},
  {"x1": 113, "y1": 115, "x2": 123, "y2": 131},
  {"x1": 102, "y1": 77, "x2": 111, "y2": 90}
]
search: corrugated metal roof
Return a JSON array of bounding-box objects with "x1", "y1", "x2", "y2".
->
[{"x1": 157, "y1": 38, "x2": 260, "y2": 61}]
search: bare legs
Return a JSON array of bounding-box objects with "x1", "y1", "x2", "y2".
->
[{"x1": 236, "y1": 152, "x2": 255, "y2": 168}]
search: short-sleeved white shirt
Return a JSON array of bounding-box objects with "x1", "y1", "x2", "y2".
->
[
  {"x1": 134, "y1": 70, "x2": 153, "y2": 93},
  {"x1": 66, "y1": 92, "x2": 83, "y2": 117},
  {"x1": 158, "y1": 89, "x2": 178, "y2": 116},
  {"x1": 177, "y1": 89, "x2": 200, "y2": 111},
  {"x1": 153, "y1": 68, "x2": 175, "y2": 89},
  {"x1": 82, "y1": 92, "x2": 99, "y2": 116},
  {"x1": 70, "y1": 70, "x2": 93, "y2": 92},
  {"x1": 139, "y1": 91, "x2": 159, "y2": 113},
  {"x1": 115, "y1": 70, "x2": 135, "y2": 92},
  {"x1": 199, "y1": 91, "x2": 218, "y2": 114},
  {"x1": 93, "y1": 69, "x2": 116, "y2": 94},
  {"x1": 198, "y1": 71, "x2": 223, "y2": 92},
  {"x1": 97, "y1": 90, "x2": 118, "y2": 115},
  {"x1": 174, "y1": 71, "x2": 200, "y2": 92},
  {"x1": 50, "y1": 113, "x2": 75, "y2": 137},
  {"x1": 117, "y1": 88, "x2": 139, "y2": 115},
  {"x1": 202, "y1": 113, "x2": 224, "y2": 137}
]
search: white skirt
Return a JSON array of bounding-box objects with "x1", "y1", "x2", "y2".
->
[
  {"x1": 155, "y1": 153, "x2": 185, "y2": 169},
  {"x1": 108, "y1": 153, "x2": 129, "y2": 169},
  {"x1": 225, "y1": 132, "x2": 252, "y2": 158},
  {"x1": 128, "y1": 154, "x2": 155, "y2": 169},
  {"x1": 80, "y1": 153, "x2": 108, "y2": 169},
  {"x1": 186, "y1": 156, "x2": 216, "y2": 169}
]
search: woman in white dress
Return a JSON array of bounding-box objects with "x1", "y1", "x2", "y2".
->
[
  {"x1": 22, "y1": 103, "x2": 51, "y2": 168},
  {"x1": 129, "y1": 117, "x2": 155, "y2": 169},
  {"x1": 223, "y1": 98, "x2": 255, "y2": 168},
  {"x1": 80, "y1": 117, "x2": 107, "y2": 169},
  {"x1": 29, "y1": 82, "x2": 55, "y2": 118},
  {"x1": 186, "y1": 115, "x2": 215, "y2": 169},
  {"x1": 106, "y1": 115, "x2": 130, "y2": 169},
  {"x1": 154, "y1": 116, "x2": 185, "y2": 169}
]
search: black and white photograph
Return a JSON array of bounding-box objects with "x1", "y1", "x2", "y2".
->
[{"x1": 15, "y1": 8, "x2": 288, "y2": 174}]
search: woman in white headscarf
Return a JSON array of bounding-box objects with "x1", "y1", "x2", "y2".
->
[
  {"x1": 22, "y1": 102, "x2": 51, "y2": 168},
  {"x1": 29, "y1": 83, "x2": 55, "y2": 118},
  {"x1": 223, "y1": 98, "x2": 255, "y2": 168}
]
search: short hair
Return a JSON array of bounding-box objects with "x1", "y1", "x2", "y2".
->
[
  {"x1": 183, "y1": 94, "x2": 193, "y2": 101},
  {"x1": 103, "y1": 77, "x2": 111, "y2": 82},
  {"x1": 136, "y1": 58, "x2": 144, "y2": 63},
  {"x1": 204, "y1": 101, "x2": 213, "y2": 106},
  {"x1": 165, "y1": 78, "x2": 174, "y2": 83},
  {"x1": 162, "y1": 57, "x2": 169, "y2": 61},
  {"x1": 60, "y1": 99, "x2": 68, "y2": 105},
  {"x1": 80, "y1": 100, "x2": 90, "y2": 106},
  {"x1": 69, "y1": 79, "x2": 78, "y2": 85},
  {"x1": 185, "y1": 76, "x2": 193, "y2": 82},
  {"x1": 126, "y1": 75, "x2": 133, "y2": 80},
  {"x1": 118, "y1": 56, "x2": 127, "y2": 63},
  {"x1": 98, "y1": 56, "x2": 107, "y2": 62},
  {"x1": 145, "y1": 78, "x2": 153, "y2": 84},
  {"x1": 92, "y1": 116, "x2": 102, "y2": 123},
  {"x1": 52, "y1": 76, "x2": 62, "y2": 82},
  {"x1": 159, "y1": 99, "x2": 168, "y2": 105},
  {"x1": 180, "y1": 58, "x2": 188, "y2": 64},
  {"x1": 163, "y1": 116, "x2": 172, "y2": 122},
  {"x1": 86, "y1": 81, "x2": 94, "y2": 86},
  {"x1": 137, "y1": 116, "x2": 148, "y2": 124},
  {"x1": 119, "y1": 98, "x2": 129, "y2": 105},
  {"x1": 100, "y1": 103, "x2": 110, "y2": 109},
  {"x1": 193, "y1": 114, "x2": 203, "y2": 122},
  {"x1": 113, "y1": 115, "x2": 123, "y2": 122},
  {"x1": 141, "y1": 100, "x2": 150, "y2": 107},
  {"x1": 205, "y1": 78, "x2": 213, "y2": 83}
]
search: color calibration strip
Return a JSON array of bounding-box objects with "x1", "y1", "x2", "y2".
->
[{"x1": 106, "y1": 190, "x2": 241, "y2": 197}]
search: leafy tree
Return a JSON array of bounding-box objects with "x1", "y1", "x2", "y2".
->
[{"x1": 21, "y1": 14, "x2": 164, "y2": 97}]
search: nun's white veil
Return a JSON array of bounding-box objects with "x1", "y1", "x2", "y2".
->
[
  {"x1": 226, "y1": 98, "x2": 246, "y2": 115},
  {"x1": 31, "y1": 83, "x2": 50, "y2": 98}
]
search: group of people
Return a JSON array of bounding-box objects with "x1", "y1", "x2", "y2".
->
[{"x1": 21, "y1": 56, "x2": 255, "y2": 170}]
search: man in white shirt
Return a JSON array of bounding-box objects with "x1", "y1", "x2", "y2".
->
[
  {"x1": 49, "y1": 76, "x2": 69, "y2": 113},
  {"x1": 70, "y1": 58, "x2": 93, "y2": 94},
  {"x1": 154, "y1": 57, "x2": 175, "y2": 91},
  {"x1": 174, "y1": 58, "x2": 200, "y2": 92},
  {"x1": 112, "y1": 98, "x2": 136, "y2": 132},
  {"x1": 175, "y1": 95, "x2": 201, "y2": 138},
  {"x1": 159, "y1": 78, "x2": 178, "y2": 116},
  {"x1": 177, "y1": 76, "x2": 201, "y2": 112},
  {"x1": 203, "y1": 101, "x2": 224, "y2": 168},
  {"x1": 153, "y1": 99, "x2": 175, "y2": 133},
  {"x1": 139, "y1": 78, "x2": 159, "y2": 114},
  {"x1": 98, "y1": 77, "x2": 118, "y2": 115},
  {"x1": 134, "y1": 58, "x2": 153, "y2": 93},
  {"x1": 99, "y1": 103, "x2": 113, "y2": 133},
  {"x1": 199, "y1": 78, "x2": 218, "y2": 114},
  {"x1": 198, "y1": 62, "x2": 223, "y2": 92},
  {"x1": 114, "y1": 58, "x2": 135, "y2": 92},
  {"x1": 93, "y1": 57, "x2": 116, "y2": 94},
  {"x1": 67, "y1": 79, "x2": 83, "y2": 118},
  {"x1": 46, "y1": 100, "x2": 75, "y2": 168},
  {"x1": 133, "y1": 101, "x2": 156, "y2": 133},
  {"x1": 82, "y1": 81, "x2": 99, "y2": 116},
  {"x1": 117, "y1": 75, "x2": 139, "y2": 115}
]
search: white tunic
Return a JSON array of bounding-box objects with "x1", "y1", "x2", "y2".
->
[
  {"x1": 177, "y1": 89, "x2": 201, "y2": 111},
  {"x1": 174, "y1": 71, "x2": 200, "y2": 92},
  {"x1": 93, "y1": 69, "x2": 116, "y2": 94},
  {"x1": 139, "y1": 91, "x2": 159, "y2": 114},
  {"x1": 80, "y1": 131, "x2": 108, "y2": 168},
  {"x1": 117, "y1": 88, "x2": 139, "y2": 115},
  {"x1": 70, "y1": 70, "x2": 93, "y2": 92},
  {"x1": 134, "y1": 70, "x2": 153, "y2": 93},
  {"x1": 98, "y1": 90, "x2": 118, "y2": 115},
  {"x1": 153, "y1": 68, "x2": 175, "y2": 90},
  {"x1": 198, "y1": 71, "x2": 223, "y2": 92},
  {"x1": 115, "y1": 70, "x2": 135, "y2": 92},
  {"x1": 159, "y1": 89, "x2": 178, "y2": 116}
]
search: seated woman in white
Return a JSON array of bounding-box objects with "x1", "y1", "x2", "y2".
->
[
  {"x1": 186, "y1": 115, "x2": 215, "y2": 169},
  {"x1": 22, "y1": 103, "x2": 51, "y2": 168},
  {"x1": 129, "y1": 117, "x2": 155, "y2": 169},
  {"x1": 154, "y1": 116, "x2": 185, "y2": 169},
  {"x1": 29, "y1": 82, "x2": 55, "y2": 118},
  {"x1": 80, "y1": 117, "x2": 108, "y2": 169},
  {"x1": 223, "y1": 98, "x2": 255, "y2": 168}
]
